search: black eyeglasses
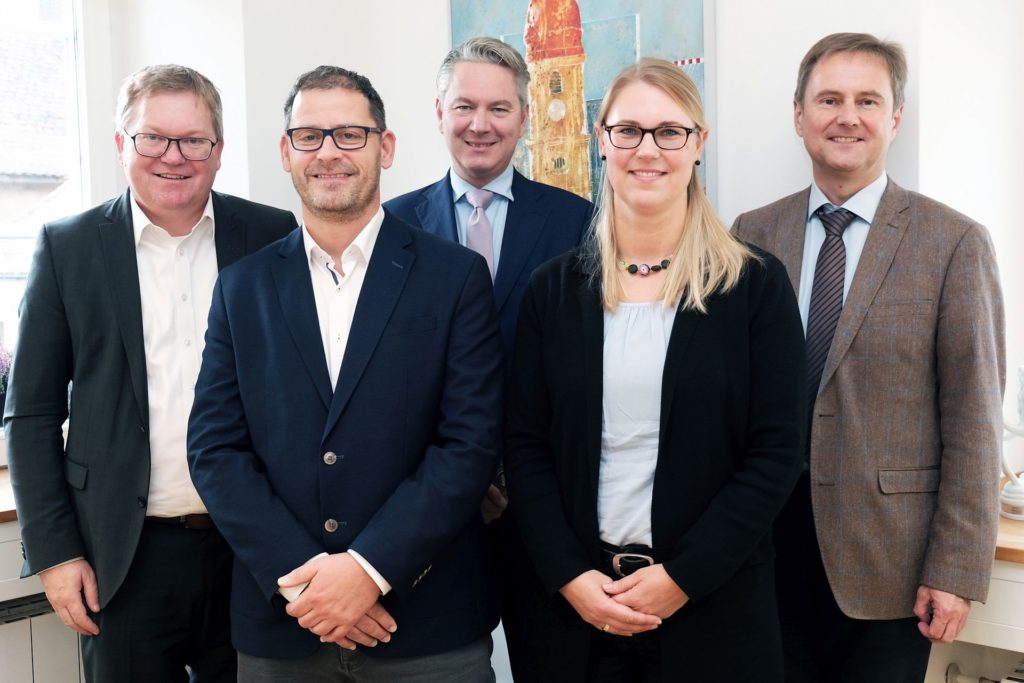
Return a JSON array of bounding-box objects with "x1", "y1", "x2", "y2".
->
[
  {"x1": 286, "y1": 126, "x2": 383, "y2": 151},
  {"x1": 124, "y1": 131, "x2": 218, "y2": 160},
  {"x1": 603, "y1": 124, "x2": 700, "y2": 150}
]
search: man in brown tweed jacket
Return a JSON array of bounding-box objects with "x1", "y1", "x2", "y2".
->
[{"x1": 732, "y1": 33, "x2": 1005, "y2": 683}]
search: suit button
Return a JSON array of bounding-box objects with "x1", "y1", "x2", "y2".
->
[
  {"x1": 137, "y1": 496, "x2": 147, "y2": 508},
  {"x1": 323, "y1": 452, "x2": 337, "y2": 465},
  {"x1": 324, "y1": 519, "x2": 338, "y2": 533}
]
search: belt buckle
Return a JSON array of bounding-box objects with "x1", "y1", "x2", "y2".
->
[{"x1": 611, "y1": 552, "x2": 654, "y2": 577}]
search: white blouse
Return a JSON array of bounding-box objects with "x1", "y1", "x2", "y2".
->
[{"x1": 599, "y1": 300, "x2": 676, "y2": 547}]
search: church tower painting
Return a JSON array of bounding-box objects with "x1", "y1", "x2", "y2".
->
[{"x1": 523, "y1": 0, "x2": 591, "y2": 200}]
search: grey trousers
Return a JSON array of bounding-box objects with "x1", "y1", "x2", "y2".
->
[{"x1": 237, "y1": 635, "x2": 495, "y2": 683}]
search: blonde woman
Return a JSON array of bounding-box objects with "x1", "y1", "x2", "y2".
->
[{"x1": 505, "y1": 59, "x2": 805, "y2": 681}]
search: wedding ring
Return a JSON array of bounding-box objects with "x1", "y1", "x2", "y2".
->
[{"x1": 602, "y1": 623, "x2": 610, "y2": 632}]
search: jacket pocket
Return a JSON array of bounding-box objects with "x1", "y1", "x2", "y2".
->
[
  {"x1": 878, "y1": 467, "x2": 939, "y2": 494},
  {"x1": 385, "y1": 315, "x2": 437, "y2": 336},
  {"x1": 64, "y1": 457, "x2": 88, "y2": 490}
]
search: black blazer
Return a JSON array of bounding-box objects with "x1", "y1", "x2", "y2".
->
[
  {"x1": 505, "y1": 246, "x2": 806, "y2": 677},
  {"x1": 4, "y1": 190, "x2": 296, "y2": 607}
]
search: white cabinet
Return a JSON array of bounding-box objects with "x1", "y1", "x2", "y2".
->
[{"x1": 958, "y1": 560, "x2": 1024, "y2": 653}]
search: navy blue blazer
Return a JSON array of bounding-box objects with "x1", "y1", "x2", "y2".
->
[
  {"x1": 188, "y1": 213, "x2": 503, "y2": 659},
  {"x1": 385, "y1": 170, "x2": 591, "y2": 358}
]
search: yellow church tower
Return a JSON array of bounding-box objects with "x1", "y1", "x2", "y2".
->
[{"x1": 523, "y1": 0, "x2": 591, "y2": 200}]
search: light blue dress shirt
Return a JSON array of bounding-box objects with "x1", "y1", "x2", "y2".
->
[
  {"x1": 797, "y1": 172, "x2": 888, "y2": 333},
  {"x1": 449, "y1": 163, "x2": 515, "y2": 273},
  {"x1": 599, "y1": 300, "x2": 677, "y2": 547}
]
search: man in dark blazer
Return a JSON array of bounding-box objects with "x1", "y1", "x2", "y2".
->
[
  {"x1": 4, "y1": 65, "x2": 296, "y2": 682},
  {"x1": 188, "y1": 66, "x2": 502, "y2": 680},
  {"x1": 384, "y1": 37, "x2": 591, "y2": 677},
  {"x1": 732, "y1": 33, "x2": 1004, "y2": 683}
]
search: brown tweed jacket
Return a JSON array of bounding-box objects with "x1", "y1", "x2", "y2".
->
[{"x1": 733, "y1": 179, "x2": 1005, "y2": 619}]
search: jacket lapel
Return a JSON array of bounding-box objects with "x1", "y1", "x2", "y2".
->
[
  {"x1": 414, "y1": 177, "x2": 458, "y2": 242},
  {"x1": 575, "y1": 265, "x2": 605, "y2": 519},
  {"x1": 323, "y1": 216, "x2": 414, "y2": 438},
  {"x1": 775, "y1": 189, "x2": 811, "y2": 296},
  {"x1": 211, "y1": 191, "x2": 245, "y2": 270},
  {"x1": 659, "y1": 302, "x2": 702, "y2": 433},
  {"x1": 97, "y1": 191, "x2": 149, "y2": 424},
  {"x1": 493, "y1": 172, "x2": 547, "y2": 313},
  {"x1": 818, "y1": 180, "x2": 910, "y2": 392},
  {"x1": 271, "y1": 231, "x2": 333, "y2": 411}
]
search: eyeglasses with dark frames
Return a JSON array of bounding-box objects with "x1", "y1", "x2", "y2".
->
[
  {"x1": 124, "y1": 131, "x2": 218, "y2": 161},
  {"x1": 603, "y1": 124, "x2": 700, "y2": 151},
  {"x1": 286, "y1": 126, "x2": 383, "y2": 152}
]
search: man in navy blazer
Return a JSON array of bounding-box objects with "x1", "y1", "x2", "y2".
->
[
  {"x1": 188, "y1": 66, "x2": 502, "y2": 680},
  {"x1": 384, "y1": 39, "x2": 590, "y2": 677}
]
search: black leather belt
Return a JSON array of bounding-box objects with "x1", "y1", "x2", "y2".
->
[
  {"x1": 145, "y1": 514, "x2": 215, "y2": 530},
  {"x1": 600, "y1": 541, "x2": 655, "y2": 577}
]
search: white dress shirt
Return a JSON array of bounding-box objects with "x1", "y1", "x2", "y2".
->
[
  {"x1": 131, "y1": 195, "x2": 216, "y2": 518},
  {"x1": 279, "y1": 208, "x2": 392, "y2": 601},
  {"x1": 796, "y1": 172, "x2": 888, "y2": 332}
]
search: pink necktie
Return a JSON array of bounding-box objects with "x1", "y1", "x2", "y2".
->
[{"x1": 465, "y1": 188, "x2": 495, "y2": 278}]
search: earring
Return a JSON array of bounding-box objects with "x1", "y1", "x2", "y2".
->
[
  {"x1": 600, "y1": 155, "x2": 606, "y2": 161},
  {"x1": 695, "y1": 159, "x2": 701, "y2": 166}
]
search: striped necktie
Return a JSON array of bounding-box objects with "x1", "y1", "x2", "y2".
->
[{"x1": 806, "y1": 206, "x2": 857, "y2": 406}]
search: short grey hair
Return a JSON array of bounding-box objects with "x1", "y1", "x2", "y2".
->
[
  {"x1": 116, "y1": 64, "x2": 223, "y2": 141},
  {"x1": 795, "y1": 32, "x2": 908, "y2": 110},
  {"x1": 437, "y1": 36, "x2": 530, "y2": 108}
]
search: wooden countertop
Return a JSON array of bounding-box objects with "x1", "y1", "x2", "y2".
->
[{"x1": 1, "y1": 466, "x2": 1023, "y2": 562}]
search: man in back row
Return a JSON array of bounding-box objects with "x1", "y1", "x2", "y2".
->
[
  {"x1": 5, "y1": 65, "x2": 296, "y2": 681},
  {"x1": 385, "y1": 38, "x2": 591, "y2": 679},
  {"x1": 733, "y1": 33, "x2": 1004, "y2": 682}
]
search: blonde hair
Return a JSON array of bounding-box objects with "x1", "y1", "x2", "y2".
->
[{"x1": 586, "y1": 58, "x2": 753, "y2": 313}]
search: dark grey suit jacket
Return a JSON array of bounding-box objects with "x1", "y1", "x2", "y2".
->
[{"x1": 3, "y1": 189, "x2": 296, "y2": 607}]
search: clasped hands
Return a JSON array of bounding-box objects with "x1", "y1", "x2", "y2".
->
[
  {"x1": 278, "y1": 553, "x2": 397, "y2": 650},
  {"x1": 559, "y1": 565, "x2": 689, "y2": 636}
]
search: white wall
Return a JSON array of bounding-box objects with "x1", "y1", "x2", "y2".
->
[{"x1": 81, "y1": 0, "x2": 1024, "y2": 422}]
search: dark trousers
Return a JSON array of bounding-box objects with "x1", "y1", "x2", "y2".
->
[
  {"x1": 774, "y1": 475, "x2": 932, "y2": 683},
  {"x1": 487, "y1": 510, "x2": 545, "y2": 681},
  {"x1": 586, "y1": 630, "x2": 662, "y2": 683},
  {"x1": 237, "y1": 635, "x2": 494, "y2": 682},
  {"x1": 81, "y1": 520, "x2": 235, "y2": 683}
]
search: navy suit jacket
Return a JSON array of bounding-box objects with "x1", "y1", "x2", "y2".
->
[
  {"x1": 385, "y1": 170, "x2": 591, "y2": 359},
  {"x1": 188, "y1": 212, "x2": 503, "y2": 659}
]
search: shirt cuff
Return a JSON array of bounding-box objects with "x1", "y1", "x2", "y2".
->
[
  {"x1": 348, "y1": 549, "x2": 392, "y2": 596},
  {"x1": 38, "y1": 556, "x2": 86, "y2": 574},
  {"x1": 277, "y1": 552, "x2": 328, "y2": 602}
]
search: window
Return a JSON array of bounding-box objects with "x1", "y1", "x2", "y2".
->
[
  {"x1": 0, "y1": 0, "x2": 83, "y2": 352},
  {"x1": 549, "y1": 71, "x2": 563, "y2": 95}
]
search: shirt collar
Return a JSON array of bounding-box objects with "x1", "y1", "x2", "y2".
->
[
  {"x1": 807, "y1": 171, "x2": 888, "y2": 224},
  {"x1": 449, "y1": 162, "x2": 515, "y2": 204},
  {"x1": 302, "y1": 206, "x2": 385, "y2": 269},
  {"x1": 130, "y1": 192, "x2": 215, "y2": 246}
]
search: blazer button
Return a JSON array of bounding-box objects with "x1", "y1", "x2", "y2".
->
[
  {"x1": 137, "y1": 496, "x2": 147, "y2": 508},
  {"x1": 324, "y1": 518, "x2": 338, "y2": 533},
  {"x1": 323, "y1": 452, "x2": 337, "y2": 465}
]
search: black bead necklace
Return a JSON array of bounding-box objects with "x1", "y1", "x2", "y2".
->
[{"x1": 618, "y1": 257, "x2": 671, "y2": 276}]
